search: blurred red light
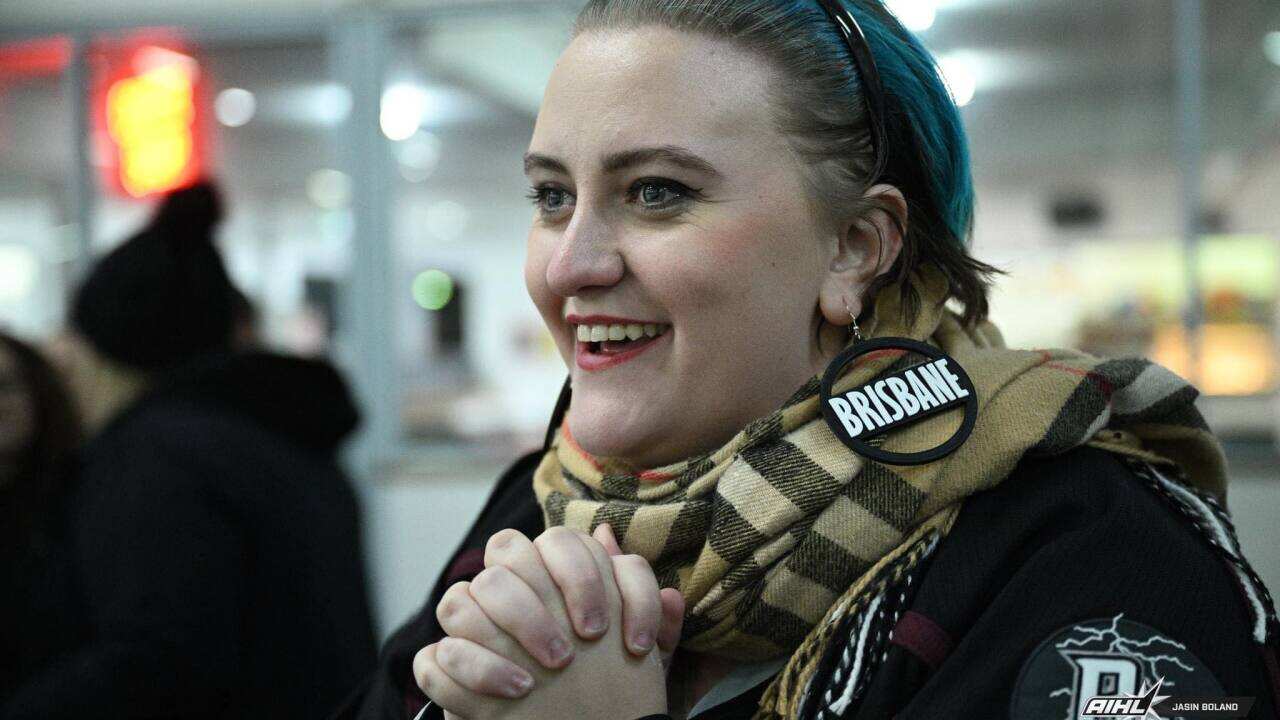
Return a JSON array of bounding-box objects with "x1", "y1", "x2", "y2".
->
[{"x1": 100, "y1": 45, "x2": 202, "y2": 198}]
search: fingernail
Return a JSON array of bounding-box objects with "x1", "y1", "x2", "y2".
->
[
  {"x1": 505, "y1": 672, "x2": 533, "y2": 698},
  {"x1": 548, "y1": 637, "x2": 573, "y2": 664},
  {"x1": 582, "y1": 612, "x2": 607, "y2": 636},
  {"x1": 632, "y1": 631, "x2": 653, "y2": 653}
]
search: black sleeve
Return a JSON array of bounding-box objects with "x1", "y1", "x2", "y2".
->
[
  {"x1": 1, "y1": 438, "x2": 245, "y2": 720},
  {"x1": 332, "y1": 451, "x2": 547, "y2": 720},
  {"x1": 864, "y1": 449, "x2": 1279, "y2": 720}
]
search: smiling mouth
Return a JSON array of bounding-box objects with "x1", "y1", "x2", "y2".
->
[{"x1": 570, "y1": 320, "x2": 671, "y2": 371}]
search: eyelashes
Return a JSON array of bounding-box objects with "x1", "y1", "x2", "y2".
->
[
  {"x1": 524, "y1": 185, "x2": 571, "y2": 214},
  {"x1": 525, "y1": 178, "x2": 703, "y2": 218}
]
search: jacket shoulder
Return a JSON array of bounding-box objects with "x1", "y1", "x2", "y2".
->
[{"x1": 851, "y1": 446, "x2": 1279, "y2": 719}]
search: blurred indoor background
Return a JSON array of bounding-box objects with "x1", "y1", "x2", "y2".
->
[{"x1": 1, "y1": 0, "x2": 1278, "y2": 638}]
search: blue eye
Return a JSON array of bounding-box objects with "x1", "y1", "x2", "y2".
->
[
  {"x1": 525, "y1": 185, "x2": 574, "y2": 215},
  {"x1": 628, "y1": 179, "x2": 698, "y2": 212}
]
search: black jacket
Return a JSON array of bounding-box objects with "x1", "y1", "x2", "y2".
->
[
  {"x1": 1, "y1": 352, "x2": 379, "y2": 720},
  {"x1": 336, "y1": 443, "x2": 1280, "y2": 720},
  {"x1": 1, "y1": 473, "x2": 88, "y2": 705}
]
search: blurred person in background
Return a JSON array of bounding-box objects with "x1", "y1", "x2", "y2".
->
[
  {"x1": 0, "y1": 332, "x2": 85, "y2": 703},
  {"x1": 1, "y1": 181, "x2": 378, "y2": 720},
  {"x1": 229, "y1": 285, "x2": 262, "y2": 351},
  {"x1": 339, "y1": 1, "x2": 1280, "y2": 719}
]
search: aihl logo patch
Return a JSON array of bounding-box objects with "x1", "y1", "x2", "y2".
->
[{"x1": 1010, "y1": 615, "x2": 1226, "y2": 720}]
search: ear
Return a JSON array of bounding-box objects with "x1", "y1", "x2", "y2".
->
[{"x1": 818, "y1": 184, "x2": 907, "y2": 327}]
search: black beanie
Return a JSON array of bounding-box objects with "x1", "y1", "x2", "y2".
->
[{"x1": 71, "y1": 181, "x2": 238, "y2": 371}]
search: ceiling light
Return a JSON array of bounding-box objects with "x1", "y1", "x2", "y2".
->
[
  {"x1": 215, "y1": 88, "x2": 256, "y2": 127},
  {"x1": 1265, "y1": 31, "x2": 1280, "y2": 67},
  {"x1": 885, "y1": 0, "x2": 937, "y2": 32},
  {"x1": 397, "y1": 131, "x2": 442, "y2": 183},
  {"x1": 307, "y1": 169, "x2": 352, "y2": 209},
  {"x1": 939, "y1": 53, "x2": 977, "y2": 107},
  {"x1": 381, "y1": 83, "x2": 428, "y2": 141}
]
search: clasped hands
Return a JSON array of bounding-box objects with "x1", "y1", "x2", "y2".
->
[{"x1": 414, "y1": 524, "x2": 686, "y2": 719}]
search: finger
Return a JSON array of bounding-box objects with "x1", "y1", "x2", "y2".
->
[
  {"x1": 657, "y1": 587, "x2": 685, "y2": 656},
  {"x1": 569, "y1": 527, "x2": 623, "y2": 609},
  {"x1": 412, "y1": 642, "x2": 478, "y2": 720},
  {"x1": 434, "y1": 636, "x2": 534, "y2": 700},
  {"x1": 593, "y1": 522, "x2": 624, "y2": 557},
  {"x1": 469, "y1": 564, "x2": 575, "y2": 669},
  {"x1": 534, "y1": 526, "x2": 611, "y2": 639},
  {"x1": 484, "y1": 529, "x2": 565, "y2": 617},
  {"x1": 611, "y1": 554, "x2": 662, "y2": 655},
  {"x1": 436, "y1": 581, "x2": 526, "y2": 664}
]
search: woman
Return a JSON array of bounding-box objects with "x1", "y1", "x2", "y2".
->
[
  {"x1": 337, "y1": 1, "x2": 1279, "y2": 718},
  {"x1": 0, "y1": 333, "x2": 85, "y2": 706},
  {"x1": 3, "y1": 182, "x2": 379, "y2": 720}
]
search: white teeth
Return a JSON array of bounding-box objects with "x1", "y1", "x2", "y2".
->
[{"x1": 574, "y1": 322, "x2": 669, "y2": 343}]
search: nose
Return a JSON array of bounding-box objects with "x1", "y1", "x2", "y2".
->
[{"x1": 544, "y1": 202, "x2": 624, "y2": 297}]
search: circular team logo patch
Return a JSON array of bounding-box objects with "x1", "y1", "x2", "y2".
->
[
  {"x1": 1011, "y1": 614, "x2": 1230, "y2": 720},
  {"x1": 820, "y1": 337, "x2": 977, "y2": 466}
]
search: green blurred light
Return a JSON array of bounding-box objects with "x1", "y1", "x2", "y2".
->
[
  {"x1": 412, "y1": 269, "x2": 454, "y2": 310},
  {"x1": 1267, "y1": 31, "x2": 1280, "y2": 67}
]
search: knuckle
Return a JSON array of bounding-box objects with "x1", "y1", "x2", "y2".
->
[
  {"x1": 412, "y1": 645, "x2": 436, "y2": 690},
  {"x1": 434, "y1": 637, "x2": 459, "y2": 669},
  {"x1": 436, "y1": 582, "x2": 471, "y2": 622},
  {"x1": 562, "y1": 563, "x2": 599, "y2": 591},
  {"x1": 471, "y1": 564, "x2": 511, "y2": 592},
  {"x1": 538, "y1": 525, "x2": 574, "y2": 545},
  {"x1": 487, "y1": 528, "x2": 525, "y2": 554}
]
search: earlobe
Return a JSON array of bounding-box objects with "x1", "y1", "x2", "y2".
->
[{"x1": 817, "y1": 275, "x2": 862, "y2": 327}]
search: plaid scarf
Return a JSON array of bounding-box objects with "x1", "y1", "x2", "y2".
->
[{"x1": 531, "y1": 267, "x2": 1226, "y2": 716}]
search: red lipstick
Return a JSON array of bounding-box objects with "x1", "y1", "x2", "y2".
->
[{"x1": 567, "y1": 314, "x2": 669, "y2": 372}]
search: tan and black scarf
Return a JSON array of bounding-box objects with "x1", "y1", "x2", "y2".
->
[{"x1": 531, "y1": 267, "x2": 1226, "y2": 718}]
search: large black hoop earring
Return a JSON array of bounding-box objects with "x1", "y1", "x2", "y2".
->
[{"x1": 820, "y1": 304, "x2": 977, "y2": 466}]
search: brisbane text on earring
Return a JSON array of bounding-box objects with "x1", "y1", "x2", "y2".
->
[{"x1": 819, "y1": 299, "x2": 978, "y2": 466}]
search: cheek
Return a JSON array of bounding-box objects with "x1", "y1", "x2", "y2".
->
[{"x1": 653, "y1": 212, "x2": 820, "y2": 334}]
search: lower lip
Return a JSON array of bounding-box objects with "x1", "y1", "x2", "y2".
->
[{"x1": 575, "y1": 332, "x2": 668, "y2": 372}]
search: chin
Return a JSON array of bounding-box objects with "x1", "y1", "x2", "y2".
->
[{"x1": 564, "y1": 399, "x2": 666, "y2": 467}]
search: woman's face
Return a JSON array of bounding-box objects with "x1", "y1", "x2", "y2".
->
[
  {"x1": 524, "y1": 27, "x2": 848, "y2": 467},
  {"x1": 0, "y1": 345, "x2": 36, "y2": 460}
]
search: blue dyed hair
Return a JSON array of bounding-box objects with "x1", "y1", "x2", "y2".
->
[{"x1": 574, "y1": 0, "x2": 1000, "y2": 325}]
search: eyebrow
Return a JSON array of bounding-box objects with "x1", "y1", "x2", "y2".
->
[{"x1": 522, "y1": 145, "x2": 723, "y2": 179}]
